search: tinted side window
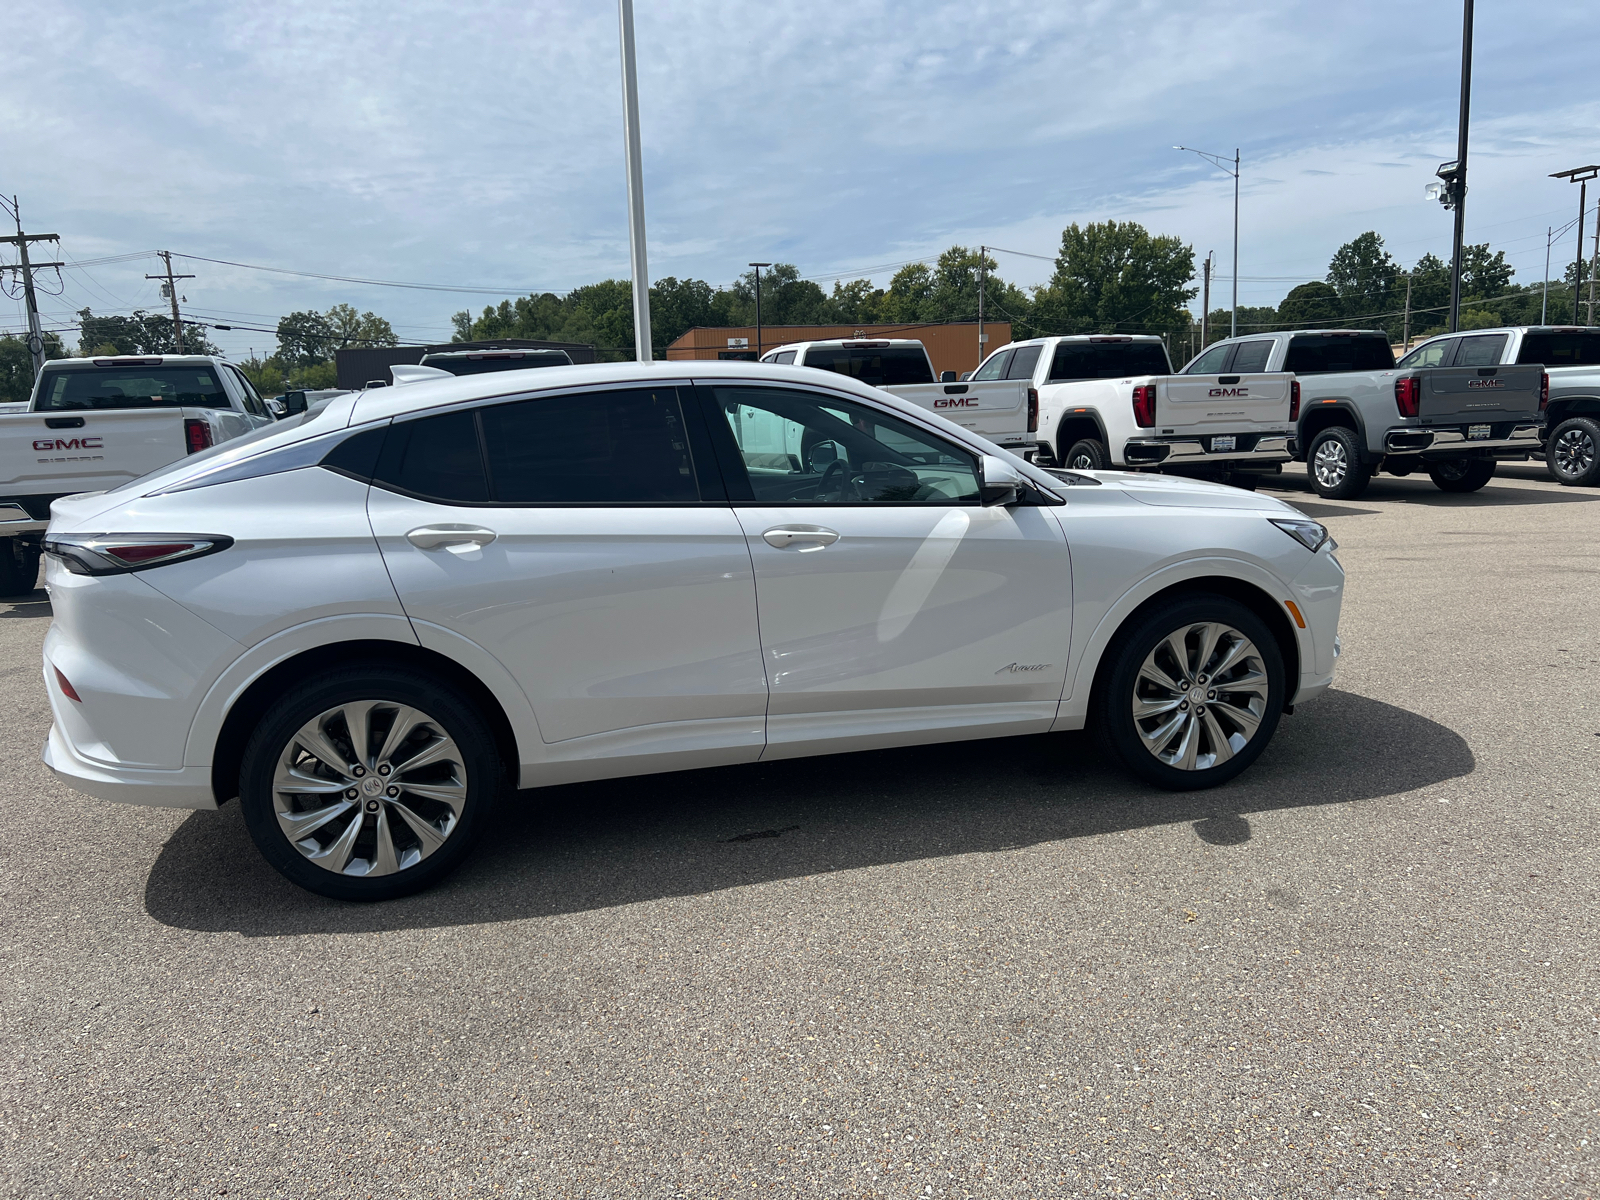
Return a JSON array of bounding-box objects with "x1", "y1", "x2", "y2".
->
[
  {"x1": 1284, "y1": 336, "x2": 1395, "y2": 374},
  {"x1": 1229, "y1": 341, "x2": 1273, "y2": 372},
  {"x1": 375, "y1": 409, "x2": 489, "y2": 503},
  {"x1": 1185, "y1": 344, "x2": 1234, "y2": 375},
  {"x1": 482, "y1": 388, "x2": 697, "y2": 503},
  {"x1": 1398, "y1": 339, "x2": 1455, "y2": 369},
  {"x1": 1052, "y1": 342, "x2": 1174, "y2": 380},
  {"x1": 1516, "y1": 333, "x2": 1600, "y2": 366},
  {"x1": 773, "y1": 351, "x2": 796, "y2": 364},
  {"x1": 971, "y1": 348, "x2": 1013, "y2": 381},
  {"x1": 1007, "y1": 345, "x2": 1043, "y2": 380},
  {"x1": 801, "y1": 347, "x2": 934, "y2": 386},
  {"x1": 1453, "y1": 335, "x2": 1507, "y2": 367}
]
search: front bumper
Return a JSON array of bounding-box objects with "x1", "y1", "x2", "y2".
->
[
  {"x1": 1122, "y1": 433, "x2": 1293, "y2": 468},
  {"x1": 1383, "y1": 422, "x2": 1542, "y2": 457},
  {"x1": 43, "y1": 722, "x2": 217, "y2": 810}
]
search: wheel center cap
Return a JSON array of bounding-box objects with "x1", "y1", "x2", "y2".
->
[
  {"x1": 360, "y1": 776, "x2": 384, "y2": 797},
  {"x1": 1188, "y1": 685, "x2": 1207, "y2": 704}
]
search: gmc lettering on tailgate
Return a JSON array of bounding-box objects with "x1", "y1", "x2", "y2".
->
[
  {"x1": 34, "y1": 437, "x2": 103, "y2": 451},
  {"x1": 1208, "y1": 387, "x2": 1250, "y2": 397},
  {"x1": 933, "y1": 397, "x2": 979, "y2": 408},
  {"x1": 1466, "y1": 379, "x2": 1504, "y2": 389}
]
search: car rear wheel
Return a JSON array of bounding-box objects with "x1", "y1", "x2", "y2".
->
[
  {"x1": 1306, "y1": 427, "x2": 1370, "y2": 499},
  {"x1": 1546, "y1": 417, "x2": 1600, "y2": 487},
  {"x1": 239, "y1": 667, "x2": 502, "y2": 901},
  {"x1": 1065, "y1": 439, "x2": 1109, "y2": 471},
  {"x1": 1093, "y1": 594, "x2": 1285, "y2": 790},
  {"x1": 1426, "y1": 457, "x2": 1496, "y2": 493}
]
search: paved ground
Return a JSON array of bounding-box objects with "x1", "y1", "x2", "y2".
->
[{"x1": 2, "y1": 462, "x2": 1597, "y2": 1199}]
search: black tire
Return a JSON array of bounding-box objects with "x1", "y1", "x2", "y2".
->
[
  {"x1": 1064, "y1": 438, "x2": 1110, "y2": 471},
  {"x1": 239, "y1": 666, "x2": 503, "y2": 901},
  {"x1": 1093, "y1": 593, "x2": 1285, "y2": 791},
  {"x1": 1546, "y1": 416, "x2": 1600, "y2": 487},
  {"x1": 0, "y1": 540, "x2": 38, "y2": 598},
  {"x1": 1306, "y1": 426, "x2": 1371, "y2": 499},
  {"x1": 1426, "y1": 457, "x2": 1496, "y2": 493}
]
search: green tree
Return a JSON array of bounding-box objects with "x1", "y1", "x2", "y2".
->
[
  {"x1": 0, "y1": 332, "x2": 68, "y2": 403},
  {"x1": 1030, "y1": 221, "x2": 1196, "y2": 340},
  {"x1": 1327, "y1": 232, "x2": 1399, "y2": 330},
  {"x1": 1276, "y1": 282, "x2": 1342, "y2": 329},
  {"x1": 824, "y1": 279, "x2": 885, "y2": 323},
  {"x1": 1460, "y1": 243, "x2": 1514, "y2": 300},
  {"x1": 322, "y1": 304, "x2": 397, "y2": 350},
  {"x1": 76, "y1": 308, "x2": 218, "y2": 356},
  {"x1": 275, "y1": 310, "x2": 335, "y2": 367}
]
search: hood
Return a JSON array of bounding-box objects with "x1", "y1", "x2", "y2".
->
[{"x1": 1091, "y1": 470, "x2": 1301, "y2": 513}]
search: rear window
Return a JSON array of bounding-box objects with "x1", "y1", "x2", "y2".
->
[
  {"x1": 419, "y1": 351, "x2": 571, "y2": 376},
  {"x1": 801, "y1": 346, "x2": 934, "y2": 387},
  {"x1": 1229, "y1": 341, "x2": 1274, "y2": 372},
  {"x1": 1517, "y1": 332, "x2": 1600, "y2": 366},
  {"x1": 1282, "y1": 335, "x2": 1395, "y2": 375},
  {"x1": 36, "y1": 365, "x2": 233, "y2": 411},
  {"x1": 1453, "y1": 334, "x2": 1507, "y2": 368},
  {"x1": 1049, "y1": 341, "x2": 1172, "y2": 381}
]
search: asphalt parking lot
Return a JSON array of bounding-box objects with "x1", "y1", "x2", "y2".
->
[{"x1": 2, "y1": 461, "x2": 1596, "y2": 1199}]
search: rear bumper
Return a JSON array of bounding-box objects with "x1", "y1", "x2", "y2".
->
[
  {"x1": 0, "y1": 504, "x2": 46, "y2": 534},
  {"x1": 1122, "y1": 433, "x2": 1293, "y2": 467},
  {"x1": 1383, "y1": 422, "x2": 1541, "y2": 456},
  {"x1": 43, "y1": 721, "x2": 217, "y2": 810}
]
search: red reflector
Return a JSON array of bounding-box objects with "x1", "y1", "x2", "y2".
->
[
  {"x1": 105, "y1": 542, "x2": 198, "y2": 564},
  {"x1": 1027, "y1": 387, "x2": 1039, "y2": 433},
  {"x1": 1540, "y1": 372, "x2": 1550, "y2": 411},
  {"x1": 1290, "y1": 379, "x2": 1301, "y2": 422},
  {"x1": 1394, "y1": 377, "x2": 1420, "y2": 418},
  {"x1": 1132, "y1": 383, "x2": 1156, "y2": 428},
  {"x1": 53, "y1": 666, "x2": 81, "y2": 702},
  {"x1": 184, "y1": 418, "x2": 213, "y2": 454}
]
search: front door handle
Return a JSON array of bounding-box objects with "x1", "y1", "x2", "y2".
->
[
  {"x1": 406, "y1": 524, "x2": 498, "y2": 550},
  {"x1": 762, "y1": 524, "x2": 840, "y2": 551}
]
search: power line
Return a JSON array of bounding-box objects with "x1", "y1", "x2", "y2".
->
[{"x1": 169, "y1": 252, "x2": 564, "y2": 296}]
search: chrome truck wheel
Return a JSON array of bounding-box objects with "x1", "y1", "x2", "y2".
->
[{"x1": 240, "y1": 668, "x2": 500, "y2": 900}]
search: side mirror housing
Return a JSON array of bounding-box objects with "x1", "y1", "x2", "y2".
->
[
  {"x1": 979, "y1": 454, "x2": 1024, "y2": 506},
  {"x1": 940, "y1": 370, "x2": 957, "y2": 383},
  {"x1": 282, "y1": 390, "x2": 309, "y2": 416}
]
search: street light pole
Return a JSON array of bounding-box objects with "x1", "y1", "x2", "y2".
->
[
  {"x1": 1543, "y1": 226, "x2": 1553, "y2": 324},
  {"x1": 1446, "y1": 0, "x2": 1473, "y2": 333},
  {"x1": 1175, "y1": 146, "x2": 1240, "y2": 338},
  {"x1": 1549, "y1": 165, "x2": 1599, "y2": 326},
  {"x1": 749, "y1": 263, "x2": 771, "y2": 359},
  {"x1": 617, "y1": 0, "x2": 653, "y2": 362}
]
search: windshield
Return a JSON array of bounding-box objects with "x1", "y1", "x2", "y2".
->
[
  {"x1": 35, "y1": 364, "x2": 233, "y2": 411},
  {"x1": 419, "y1": 352, "x2": 571, "y2": 376},
  {"x1": 1517, "y1": 332, "x2": 1600, "y2": 366},
  {"x1": 800, "y1": 347, "x2": 934, "y2": 387}
]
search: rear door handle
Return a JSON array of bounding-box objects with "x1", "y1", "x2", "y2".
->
[
  {"x1": 762, "y1": 524, "x2": 840, "y2": 551},
  {"x1": 406, "y1": 524, "x2": 498, "y2": 550}
]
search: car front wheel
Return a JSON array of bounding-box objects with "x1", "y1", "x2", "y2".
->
[
  {"x1": 239, "y1": 667, "x2": 502, "y2": 901},
  {"x1": 1094, "y1": 595, "x2": 1285, "y2": 790}
]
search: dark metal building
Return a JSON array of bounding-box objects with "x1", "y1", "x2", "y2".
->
[{"x1": 335, "y1": 339, "x2": 596, "y2": 390}]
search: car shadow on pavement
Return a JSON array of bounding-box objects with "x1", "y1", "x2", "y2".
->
[
  {"x1": 0, "y1": 587, "x2": 49, "y2": 617},
  {"x1": 144, "y1": 689, "x2": 1474, "y2": 938},
  {"x1": 1265, "y1": 479, "x2": 1598, "y2": 509}
]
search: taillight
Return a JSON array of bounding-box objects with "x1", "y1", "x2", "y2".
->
[
  {"x1": 53, "y1": 666, "x2": 82, "y2": 703},
  {"x1": 1289, "y1": 379, "x2": 1301, "y2": 422},
  {"x1": 1132, "y1": 384, "x2": 1156, "y2": 428},
  {"x1": 184, "y1": 418, "x2": 213, "y2": 454},
  {"x1": 1540, "y1": 372, "x2": 1550, "y2": 412},
  {"x1": 1027, "y1": 387, "x2": 1039, "y2": 433},
  {"x1": 1394, "y1": 376, "x2": 1421, "y2": 418},
  {"x1": 42, "y1": 533, "x2": 233, "y2": 576}
]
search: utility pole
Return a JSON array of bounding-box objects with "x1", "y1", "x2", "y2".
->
[
  {"x1": 1447, "y1": 0, "x2": 1473, "y2": 333},
  {"x1": 617, "y1": 0, "x2": 653, "y2": 362},
  {"x1": 1401, "y1": 273, "x2": 1413, "y2": 350},
  {"x1": 1549, "y1": 166, "x2": 1597, "y2": 325},
  {"x1": 977, "y1": 245, "x2": 986, "y2": 365},
  {"x1": 1543, "y1": 226, "x2": 1553, "y2": 324},
  {"x1": 749, "y1": 263, "x2": 770, "y2": 359},
  {"x1": 145, "y1": 251, "x2": 195, "y2": 354},
  {"x1": 0, "y1": 197, "x2": 63, "y2": 378}
]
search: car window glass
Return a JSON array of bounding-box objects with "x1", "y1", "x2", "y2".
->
[
  {"x1": 374, "y1": 409, "x2": 489, "y2": 503},
  {"x1": 1185, "y1": 344, "x2": 1234, "y2": 375},
  {"x1": 707, "y1": 386, "x2": 980, "y2": 504},
  {"x1": 970, "y1": 348, "x2": 1013, "y2": 381},
  {"x1": 35, "y1": 365, "x2": 234, "y2": 411},
  {"x1": 1452, "y1": 335, "x2": 1507, "y2": 367},
  {"x1": 1284, "y1": 336, "x2": 1395, "y2": 374},
  {"x1": 800, "y1": 346, "x2": 934, "y2": 386},
  {"x1": 1397, "y1": 339, "x2": 1454, "y2": 369},
  {"x1": 226, "y1": 366, "x2": 269, "y2": 417},
  {"x1": 1228, "y1": 341, "x2": 1273, "y2": 372},
  {"x1": 1006, "y1": 345, "x2": 1043, "y2": 381},
  {"x1": 481, "y1": 387, "x2": 697, "y2": 504},
  {"x1": 1517, "y1": 332, "x2": 1600, "y2": 365},
  {"x1": 774, "y1": 351, "x2": 796, "y2": 364},
  {"x1": 1052, "y1": 341, "x2": 1173, "y2": 380}
]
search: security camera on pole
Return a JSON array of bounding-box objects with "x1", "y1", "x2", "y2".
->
[{"x1": 1423, "y1": 0, "x2": 1473, "y2": 333}]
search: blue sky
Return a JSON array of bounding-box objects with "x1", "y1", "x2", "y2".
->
[{"x1": 3, "y1": 0, "x2": 1598, "y2": 358}]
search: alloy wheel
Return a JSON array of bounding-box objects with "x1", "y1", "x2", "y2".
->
[
  {"x1": 1069, "y1": 452, "x2": 1096, "y2": 470},
  {"x1": 272, "y1": 700, "x2": 468, "y2": 877},
  {"x1": 1554, "y1": 426, "x2": 1596, "y2": 478},
  {"x1": 1312, "y1": 438, "x2": 1348, "y2": 488},
  {"x1": 1131, "y1": 622, "x2": 1270, "y2": 771}
]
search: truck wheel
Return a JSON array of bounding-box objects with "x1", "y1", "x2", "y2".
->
[
  {"x1": 1427, "y1": 458, "x2": 1496, "y2": 493},
  {"x1": 1546, "y1": 417, "x2": 1600, "y2": 487},
  {"x1": 1093, "y1": 593, "x2": 1285, "y2": 790},
  {"x1": 1306, "y1": 427, "x2": 1370, "y2": 499},
  {"x1": 1064, "y1": 439, "x2": 1109, "y2": 471},
  {"x1": 0, "y1": 540, "x2": 37, "y2": 598}
]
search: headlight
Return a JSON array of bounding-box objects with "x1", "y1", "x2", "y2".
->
[{"x1": 1269, "y1": 517, "x2": 1329, "y2": 552}]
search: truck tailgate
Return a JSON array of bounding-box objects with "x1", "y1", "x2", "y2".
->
[
  {"x1": 1419, "y1": 364, "x2": 1544, "y2": 423},
  {"x1": 884, "y1": 380, "x2": 1030, "y2": 444},
  {"x1": 1156, "y1": 372, "x2": 1294, "y2": 428},
  {"x1": 0, "y1": 409, "x2": 189, "y2": 496}
]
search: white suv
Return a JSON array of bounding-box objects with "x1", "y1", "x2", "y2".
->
[{"x1": 41, "y1": 362, "x2": 1344, "y2": 900}]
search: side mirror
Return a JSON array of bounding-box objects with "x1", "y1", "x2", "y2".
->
[
  {"x1": 282, "y1": 390, "x2": 309, "y2": 416},
  {"x1": 979, "y1": 454, "x2": 1024, "y2": 507},
  {"x1": 940, "y1": 370, "x2": 957, "y2": 383},
  {"x1": 959, "y1": 371, "x2": 972, "y2": 382},
  {"x1": 806, "y1": 439, "x2": 845, "y2": 472}
]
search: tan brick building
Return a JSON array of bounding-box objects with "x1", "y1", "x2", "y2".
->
[{"x1": 664, "y1": 321, "x2": 1012, "y2": 379}]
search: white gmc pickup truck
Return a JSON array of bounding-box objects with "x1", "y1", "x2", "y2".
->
[
  {"x1": 0, "y1": 355, "x2": 279, "y2": 593},
  {"x1": 760, "y1": 338, "x2": 1036, "y2": 452},
  {"x1": 980, "y1": 335, "x2": 1296, "y2": 486}
]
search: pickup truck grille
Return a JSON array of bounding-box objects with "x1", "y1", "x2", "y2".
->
[{"x1": 0, "y1": 494, "x2": 70, "y2": 522}]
